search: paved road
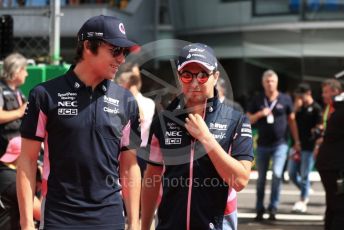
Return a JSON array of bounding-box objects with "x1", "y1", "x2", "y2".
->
[
  {"x1": 237, "y1": 174, "x2": 325, "y2": 230},
  {"x1": 145, "y1": 172, "x2": 326, "y2": 230}
]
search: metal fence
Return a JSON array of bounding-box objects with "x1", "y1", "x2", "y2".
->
[
  {"x1": 13, "y1": 35, "x2": 50, "y2": 62},
  {"x1": 0, "y1": 8, "x2": 51, "y2": 62}
]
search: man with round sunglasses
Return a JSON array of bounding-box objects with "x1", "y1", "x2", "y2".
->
[
  {"x1": 141, "y1": 43, "x2": 254, "y2": 230},
  {"x1": 17, "y1": 15, "x2": 141, "y2": 230}
]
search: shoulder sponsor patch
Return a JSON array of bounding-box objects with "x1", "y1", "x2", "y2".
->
[{"x1": 241, "y1": 123, "x2": 252, "y2": 138}]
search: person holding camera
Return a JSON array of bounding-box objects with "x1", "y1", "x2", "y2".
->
[{"x1": 288, "y1": 83, "x2": 322, "y2": 213}]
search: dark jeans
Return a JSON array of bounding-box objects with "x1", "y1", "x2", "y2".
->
[
  {"x1": 318, "y1": 170, "x2": 344, "y2": 230},
  {"x1": 288, "y1": 150, "x2": 315, "y2": 200},
  {"x1": 256, "y1": 144, "x2": 288, "y2": 213}
]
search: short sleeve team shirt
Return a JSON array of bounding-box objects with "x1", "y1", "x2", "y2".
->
[
  {"x1": 20, "y1": 67, "x2": 141, "y2": 229},
  {"x1": 146, "y1": 94, "x2": 254, "y2": 230}
]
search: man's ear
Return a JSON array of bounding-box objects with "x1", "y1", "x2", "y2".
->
[
  {"x1": 84, "y1": 40, "x2": 91, "y2": 50},
  {"x1": 83, "y1": 40, "x2": 94, "y2": 57},
  {"x1": 213, "y1": 71, "x2": 220, "y2": 86}
]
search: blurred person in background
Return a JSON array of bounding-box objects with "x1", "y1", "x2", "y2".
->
[
  {"x1": 315, "y1": 80, "x2": 343, "y2": 230},
  {"x1": 0, "y1": 52, "x2": 38, "y2": 230},
  {"x1": 247, "y1": 70, "x2": 301, "y2": 221},
  {"x1": 313, "y1": 79, "x2": 342, "y2": 158},
  {"x1": 116, "y1": 65, "x2": 155, "y2": 174},
  {"x1": 0, "y1": 136, "x2": 41, "y2": 230},
  {"x1": 0, "y1": 53, "x2": 42, "y2": 229},
  {"x1": 288, "y1": 83, "x2": 322, "y2": 213},
  {"x1": 0, "y1": 53, "x2": 28, "y2": 155},
  {"x1": 216, "y1": 77, "x2": 243, "y2": 112}
]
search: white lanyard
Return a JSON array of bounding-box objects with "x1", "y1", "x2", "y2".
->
[
  {"x1": 264, "y1": 98, "x2": 278, "y2": 124},
  {"x1": 264, "y1": 98, "x2": 278, "y2": 111}
]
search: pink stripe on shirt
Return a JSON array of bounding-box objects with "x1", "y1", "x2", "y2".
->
[
  {"x1": 35, "y1": 110, "x2": 47, "y2": 138},
  {"x1": 120, "y1": 120, "x2": 131, "y2": 148},
  {"x1": 224, "y1": 188, "x2": 237, "y2": 215},
  {"x1": 42, "y1": 135, "x2": 50, "y2": 197},
  {"x1": 149, "y1": 134, "x2": 163, "y2": 163}
]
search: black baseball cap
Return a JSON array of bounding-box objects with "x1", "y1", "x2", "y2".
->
[
  {"x1": 77, "y1": 15, "x2": 136, "y2": 48},
  {"x1": 177, "y1": 43, "x2": 218, "y2": 72}
]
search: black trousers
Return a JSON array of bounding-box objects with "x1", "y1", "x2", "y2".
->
[
  {"x1": 0, "y1": 183, "x2": 20, "y2": 230},
  {"x1": 318, "y1": 170, "x2": 344, "y2": 230}
]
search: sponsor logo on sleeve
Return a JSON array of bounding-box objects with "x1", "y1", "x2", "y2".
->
[{"x1": 241, "y1": 123, "x2": 252, "y2": 138}]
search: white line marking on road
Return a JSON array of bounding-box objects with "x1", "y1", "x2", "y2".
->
[
  {"x1": 238, "y1": 213, "x2": 324, "y2": 221},
  {"x1": 239, "y1": 189, "x2": 325, "y2": 196},
  {"x1": 250, "y1": 171, "x2": 321, "y2": 182}
]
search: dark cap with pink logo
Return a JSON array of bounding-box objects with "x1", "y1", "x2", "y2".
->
[
  {"x1": 177, "y1": 43, "x2": 218, "y2": 73},
  {"x1": 77, "y1": 15, "x2": 136, "y2": 48}
]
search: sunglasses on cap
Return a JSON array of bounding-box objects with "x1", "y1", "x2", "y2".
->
[{"x1": 178, "y1": 70, "x2": 213, "y2": 84}]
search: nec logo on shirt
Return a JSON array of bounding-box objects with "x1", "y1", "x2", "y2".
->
[
  {"x1": 166, "y1": 131, "x2": 182, "y2": 137},
  {"x1": 58, "y1": 101, "x2": 78, "y2": 107},
  {"x1": 57, "y1": 100, "x2": 78, "y2": 115}
]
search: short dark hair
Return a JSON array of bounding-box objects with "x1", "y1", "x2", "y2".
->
[
  {"x1": 294, "y1": 83, "x2": 311, "y2": 95},
  {"x1": 74, "y1": 39, "x2": 102, "y2": 64}
]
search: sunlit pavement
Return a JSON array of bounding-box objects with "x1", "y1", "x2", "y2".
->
[
  {"x1": 142, "y1": 171, "x2": 325, "y2": 230},
  {"x1": 237, "y1": 171, "x2": 325, "y2": 230}
]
